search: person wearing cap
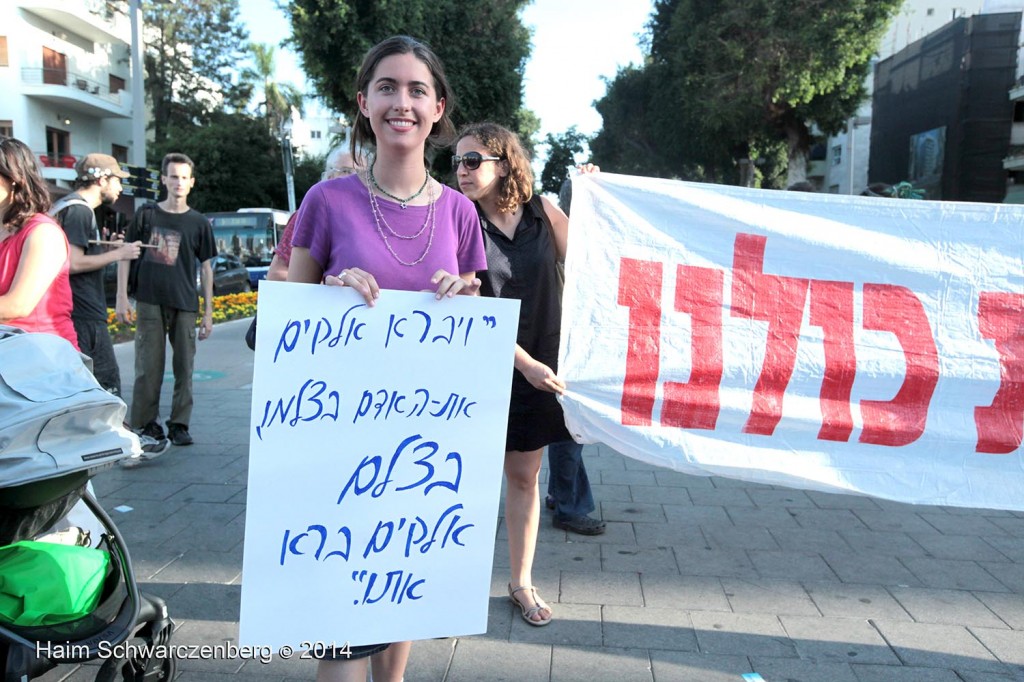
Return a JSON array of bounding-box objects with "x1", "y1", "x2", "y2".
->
[
  {"x1": 51, "y1": 154, "x2": 142, "y2": 397},
  {"x1": 116, "y1": 152, "x2": 216, "y2": 449}
]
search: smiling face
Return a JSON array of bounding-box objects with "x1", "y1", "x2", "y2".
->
[
  {"x1": 356, "y1": 52, "x2": 445, "y2": 154},
  {"x1": 455, "y1": 136, "x2": 506, "y2": 203}
]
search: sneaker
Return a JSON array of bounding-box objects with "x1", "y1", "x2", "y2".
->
[
  {"x1": 140, "y1": 420, "x2": 166, "y2": 440},
  {"x1": 166, "y1": 422, "x2": 193, "y2": 446},
  {"x1": 553, "y1": 514, "x2": 607, "y2": 536},
  {"x1": 121, "y1": 434, "x2": 169, "y2": 467}
]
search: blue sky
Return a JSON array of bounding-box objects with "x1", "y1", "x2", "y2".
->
[{"x1": 236, "y1": 0, "x2": 653, "y2": 154}]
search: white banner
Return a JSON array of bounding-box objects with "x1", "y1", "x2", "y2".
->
[
  {"x1": 240, "y1": 282, "x2": 519, "y2": 649},
  {"x1": 559, "y1": 174, "x2": 1024, "y2": 511}
]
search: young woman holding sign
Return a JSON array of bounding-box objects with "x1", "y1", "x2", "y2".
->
[
  {"x1": 286, "y1": 36, "x2": 486, "y2": 682},
  {"x1": 453, "y1": 122, "x2": 575, "y2": 626}
]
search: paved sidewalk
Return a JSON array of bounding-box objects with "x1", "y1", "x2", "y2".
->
[{"x1": 45, "y1": 318, "x2": 1024, "y2": 681}]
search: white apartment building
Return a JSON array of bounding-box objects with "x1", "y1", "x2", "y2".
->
[
  {"x1": 0, "y1": 0, "x2": 136, "y2": 190},
  {"x1": 819, "y1": 0, "x2": 1006, "y2": 194}
]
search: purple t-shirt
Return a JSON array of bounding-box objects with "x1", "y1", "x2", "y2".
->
[{"x1": 291, "y1": 175, "x2": 486, "y2": 292}]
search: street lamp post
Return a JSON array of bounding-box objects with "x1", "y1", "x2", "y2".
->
[
  {"x1": 128, "y1": 0, "x2": 146, "y2": 170},
  {"x1": 281, "y1": 119, "x2": 296, "y2": 213}
]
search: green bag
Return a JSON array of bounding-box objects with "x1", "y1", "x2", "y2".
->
[{"x1": 0, "y1": 540, "x2": 110, "y2": 627}]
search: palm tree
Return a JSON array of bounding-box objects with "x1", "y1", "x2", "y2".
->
[{"x1": 247, "y1": 42, "x2": 303, "y2": 131}]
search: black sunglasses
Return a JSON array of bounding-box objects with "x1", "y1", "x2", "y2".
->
[{"x1": 452, "y1": 151, "x2": 503, "y2": 171}]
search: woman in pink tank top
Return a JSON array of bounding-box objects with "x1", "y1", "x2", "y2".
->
[{"x1": 0, "y1": 136, "x2": 78, "y2": 349}]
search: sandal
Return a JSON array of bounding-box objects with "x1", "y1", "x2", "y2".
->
[{"x1": 508, "y1": 584, "x2": 552, "y2": 626}]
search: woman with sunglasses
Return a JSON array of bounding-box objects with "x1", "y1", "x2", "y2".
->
[
  {"x1": 0, "y1": 136, "x2": 78, "y2": 349},
  {"x1": 453, "y1": 122, "x2": 572, "y2": 626},
  {"x1": 287, "y1": 36, "x2": 486, "y2": 682}
]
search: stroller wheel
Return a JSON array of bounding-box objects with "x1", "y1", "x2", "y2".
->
[{"x1": 94, "y1": 637, "x2": 176, "y2": 682}]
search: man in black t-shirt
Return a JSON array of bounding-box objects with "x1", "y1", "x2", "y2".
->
[
  {"x1": 52, "y1": 153, "x2": 141, "y2": 396},
  {"x1": 116, "y1": 152, "x2": 216, "y2": 448}
]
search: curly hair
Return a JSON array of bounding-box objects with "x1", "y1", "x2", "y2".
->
[
  {"x1": 352, "y1": 36, "x2": 456, "y2": 158},
  {"x1": 0, "y1": 136, "x2": 52, "y2": 232},
  {"x1": 456, "y1": 122, "x2": 533, "y2": 214}
]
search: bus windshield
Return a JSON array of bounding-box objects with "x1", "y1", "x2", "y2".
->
[{"x1": 207, "y1": 213, "x2": 276, "y2": 267}]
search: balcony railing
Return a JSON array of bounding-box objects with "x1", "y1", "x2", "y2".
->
[
  {"x1": 21, "y1": 67, "x2": 124, "y2": 105},
  {"x1": 36, "y1": 152, "x2": 78, "y2": 169}
]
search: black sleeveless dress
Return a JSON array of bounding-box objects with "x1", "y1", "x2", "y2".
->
[{"x1": 477, "y1": 197, "x2": 571, "y2": 452}]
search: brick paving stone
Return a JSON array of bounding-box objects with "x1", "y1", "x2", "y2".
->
[
  {"x1": 626, "y1": 485, "x2": 692, "y2": 505},
  {"x1": 551, "y1": 645, "x2": 654, "y2": 682},
  {"x1": 685, "y1": 487, "x2": 755, "y2": 507},
  {"x1": 780, "y1": 614, "x2": 900, "y2": 665},
  {"x1": 916, "y1": 512, "x2": 1009, "y2": 537},
  {"x1": 661, "y1": 504, "x2": 732, "y2": 525},
  {"x1": 699, "y1": 524, "x2": 779, "y2": 551},
  {"x1": 838, "y1": 529, "x2": 928, "y2": 557},
  {"x1": 854, "y1": 510, "x2": 940, "y2": 534},
  {"x1": 849, "y1": 665, "x2": 967, "y2": 681},
  {"x1": 649, "y1": 651, "x2": 752, "y2": 681},
  {"x1": 560, "y1": 520, "x2": 637, "y2": 546},
  {"x1": 871, "y1": 620, "x2": 1009, "y2": 673},
  {"x1": 769, "y1": 527, "x2": 851, "y2": 553},
  {"x1": 690, "y1": 611, "x2": 797, "y2": 657},
  {"x1": 967, "y1": 627, "x2": 1024, "y2": 667},
  {"x1": 601, "y1": 544, "x2": 680, "y2": 574},
  {"x1": 640, "y1": 574, "x2": 731, "y2": 612},
  {"x1": 746, "y1": 488, "x2": 817, "y2": 508},
  {"x1": 906, "y1": 534, "x2": 1011, "y2": 562},
  {"x1": 747, "y1": 655, "x2": 860, "y2": 681},
  {"x1": 790, "y1": 507, "x2": 869, "y2": 531},
  {"x1": 899, "y1": 557, "x2": 1010, "y2": 592},
  {"x1": 444, "y1": 639, "x2": 551, "y2": 682},
  {"x1": 821, "y1": 551, "x2": 924, "y2": 586},
  {"x1": 747, "y1": 549, "x2": 840, "y2": 582},
  {"x1": 633, "y1": 521, "x2": 704, "y2": 549},
  {"x1": 805, "y1": 582, "x2": 913, "y2": 621},
  {"x1": 602, "y1": 605, "x2": 697, "y2": 650},
  {"x1": 720, "y1": 578, "x2": 820, "y2": 616},
  {"x1": 726, "y1": 506, "x2": 802, "y2": 529},
  {"x1": 805, "y1": 490, "x2": 881, "y2": 511},
  {"x1": 980, "y1": 561, "x2": 1024, "y2": 594},
  {"x1": 888, "y1": 587, "x2": 1010, "y2": 629},
  {"x1": 600, "y1": 501, "x2": 668, "y2": 524},
  {"x1": 674, "y1": 547, "x2": 759, "y2": 579},
  {"x1": 559, "y1": 571, "x2": 643, "y2": 606},
  {"x1": 589, "y1": 483, "x2": 632, "y2": 502},
  {"x1": 599, "y1": 469, "x2": 658, "y2": 486},
  {"x1": 973, "y1": 592, "x2": 1024, "y2": 629}
]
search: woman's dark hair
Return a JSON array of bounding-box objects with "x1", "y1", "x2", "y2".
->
[
  {"x1": 351, "y1": 35, "x2": 456, "y2": 158},
  {"x1": 0, "y1": 136, "x2": 52, "y2": 232},
  {"x1": 456, "y1": 122, "x2": 533, "y2": 214}
]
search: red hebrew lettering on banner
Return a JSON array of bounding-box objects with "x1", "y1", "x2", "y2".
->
[
  {"x1": 975, "y1": 292, "x2": 1024, "y2": 453},
  {"x1": 858, "y1": 284, "x2": 939, "y2": 446},
  {"x1": 617, "y1": 258, "x2": 663, "y2": 426},
  {"x1": 809, "y1": 280, "x2": 856, "y2": 441},
  {"x1": 730, "y1": 234, "x2": 810, "y2": 436},
  {"x1": 661, "y1": 265, "x2": 724, "y2": 430}
]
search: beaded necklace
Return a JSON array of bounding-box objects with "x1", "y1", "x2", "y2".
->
[
  {"x1": 366, "y1": 169, "x2": 438, "y2": 267},
  {"x1": 368, "y1": 160, "x2": 429, "y2": 209}
]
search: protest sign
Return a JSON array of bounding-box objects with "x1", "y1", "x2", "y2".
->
[
  {"x1": 559, "y1": 173, "x2": 1024, "y2": 511},
  {"x1": 240, "y1": 282, "x2": 519, "y2": 649}
]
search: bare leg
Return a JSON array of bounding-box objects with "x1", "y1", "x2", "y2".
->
[
  {"x1": 503, "y1": 448, "x2": 551, "y2": 622},
  {"x1": 316, "y1": 658, "x2": 369, "y2": 682},
  {"x1": 369, "y1": 641, "x2": 410, "y2": 682}
]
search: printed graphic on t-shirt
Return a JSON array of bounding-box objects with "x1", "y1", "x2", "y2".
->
[{"x1": 147, "y1": 226, "x2": 181, "y2": 266}]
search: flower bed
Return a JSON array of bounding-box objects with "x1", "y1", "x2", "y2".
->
[{"x1": 107, "y1": 291, "x2": 258, "y2": 343}]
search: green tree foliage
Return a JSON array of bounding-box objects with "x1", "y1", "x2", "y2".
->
[
  {"x1": 540, "y1": 127, "x2": 588, "y2": 195},
  {"x1": 246, "y1": 42, "x2": 305, "y2": 130},
  {"x1": 143, "y1": 0, "x2": 252, "y2": 146},
  {"x1": 592, "y1": 0, "x2": 902, "y2": 184},
  {"x1": 149, "y1": 111, "x2": 287, "y2": 213},
  {"x1": 287, "y1": 0, "x2": 533, "y2": 153}
]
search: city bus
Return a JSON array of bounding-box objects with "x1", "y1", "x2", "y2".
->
[{"x1": 205, "y1": 208, "x2": 290, "y2": 289}]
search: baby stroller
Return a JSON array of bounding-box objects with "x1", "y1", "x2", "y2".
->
[{"x1": 0, "y1": 326, "x2": 175, "y2": 682}]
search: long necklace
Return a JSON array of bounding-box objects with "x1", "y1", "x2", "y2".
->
[
  {"x1": 366, "y1": 169, "x2": 438, "y2": 267},
  {"x1": 368, "y1": 160, "x2": 429, "y2": 209}
]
